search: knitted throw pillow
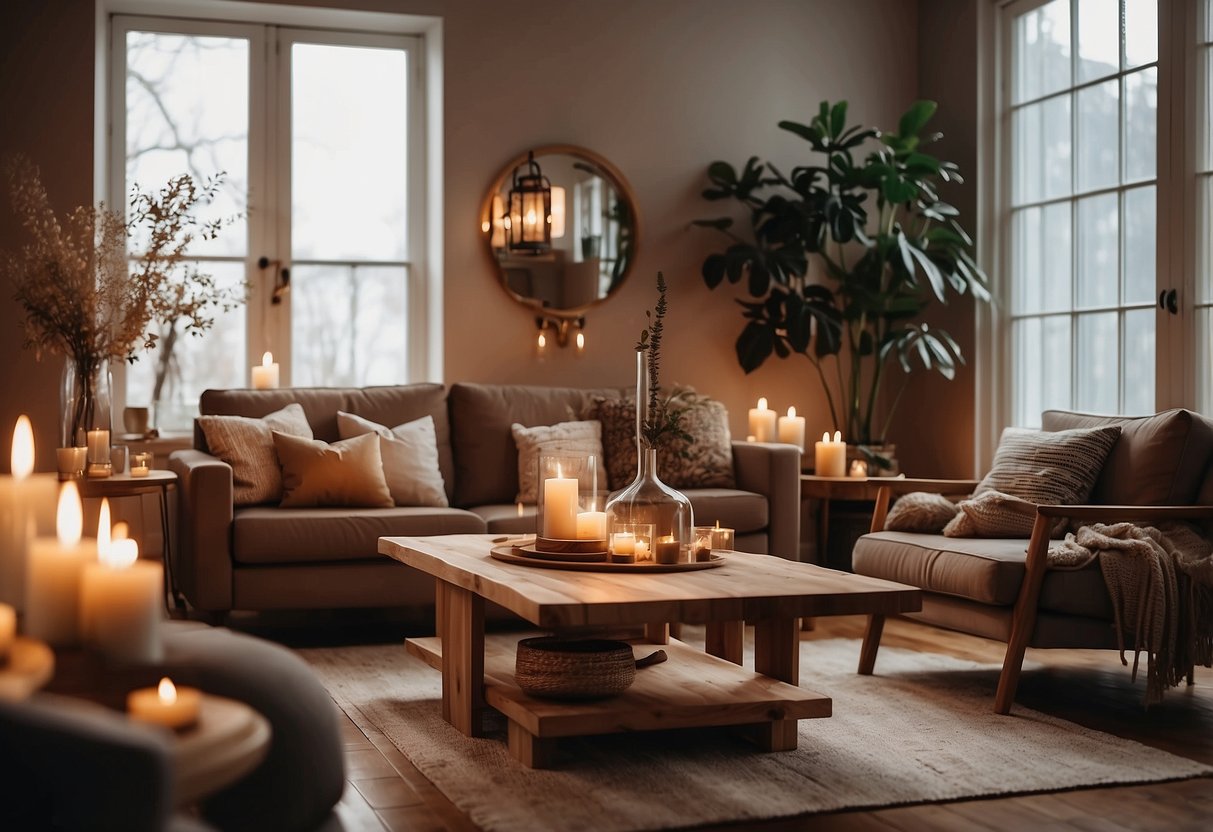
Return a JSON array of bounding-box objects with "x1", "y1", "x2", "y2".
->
[
  {"x1": 976, "y1": 425, "x2": 1122, "y2": 506},
  {"x1": 884, "y1": 492, "x2": 958, "y2": 533},
  {"x1": 942, "y1": 490, "x2": 1066, "y2": 538},
  {"x1": 198, "y1": 403, "x2": 313, "y2": 505}
]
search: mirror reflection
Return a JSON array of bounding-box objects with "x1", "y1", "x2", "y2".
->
[{"x1": 481, "y1": 146, "x2": 638, "y2": 314}]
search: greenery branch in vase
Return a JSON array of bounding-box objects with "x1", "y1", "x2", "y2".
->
[{"x1": 693, "y1": 100, "x2": 990, "y2": 465}]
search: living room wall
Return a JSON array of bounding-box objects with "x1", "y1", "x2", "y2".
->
[{"x1": 1, "y1": 0, "x2": 981, "y2": 478}]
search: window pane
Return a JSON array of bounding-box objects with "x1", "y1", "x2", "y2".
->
[
  {"x1": 1076, "y1": 79, "x2": 1119, "y2": 192},
  {"x1": 125, "y1": 32, "x2": 248, "y2": 257},
  {"x1": 125, "y1": 262, "x2": 248, "y2": 431},
  {"x1": 1077, "y1": 193, "x2": 1119, "y2": 307},
  {"x1": 1124, "y1": 0, "x2": 1158, "y2": 68},
  {"x1": 1014, "y1": 95, "x2": 1072, "y2": 204},
  {"x1": 1121, "y1": 309, "x2": 1155, "y2": 415},
  {"x1": 1201, "y1": 176, "x2": 1213, "y2": 304},
  {"x1": 1203, "y1": 48, "x2": 1213, "y2": 171},
  {"x1": 1123, "y1": 185, "x2": 1155, "y2": 305},
  {"x1": 1076, "y1": 312, "x2": 1119, "y2": 413},
  {"x1": 1077, "y1": 0, "x2": 1119, "y2": 82},
  {"x1": 292, "y1": 43, "x2": 409, "y2": 262},
  {"x1": 1012, "y1": 204, "x2": 1072, "y2": 314},
  {"x1": 1124, "y1": 68, "x2": 1157, "y2": 183},
  {"x1": 291, "y1": 265, "x2": 408, "y2": 386},
  {"x1": 1012, "y1": 208, "x2": 1042, "y2": 315},
  {"x1": 1199, "y1": 308, "x2": 1213, "y2": 415},
  {"x1": 1015, "y1": 0, "x2": 1071, "y2": 103},
  {"x1": 1014, "y1": 316, "x2": 1072, "y2": 427}
]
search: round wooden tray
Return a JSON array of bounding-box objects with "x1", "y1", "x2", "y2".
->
[
  {"x1": 515, "y1": 543, "x2": 610, "y2": 562},
  {"x1": 491, "y1": 545, "x2": 725, "y2": 573}
]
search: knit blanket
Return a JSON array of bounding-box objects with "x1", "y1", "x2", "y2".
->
[{"x1": 1048, "y1": 522, "x2": 1213, "y2": 704}]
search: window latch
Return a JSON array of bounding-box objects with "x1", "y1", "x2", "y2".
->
[
  {"x1": 1158, "y1": 288, "x2": 1178, "y2": 315},
  {"x1": 258, "y1": 256, "x2": 291, "y2": 305}
]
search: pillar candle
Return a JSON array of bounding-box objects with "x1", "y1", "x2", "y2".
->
[
  {"x1": 575, "y1": 511, "x2": 607, "y2": 541},
  {"x1": 128, "y1": 677, "x2": 201, "y2": 731},
  {"x1": 777, "y1": 406, "x2": 806, "y2": 451},
  {"x1": 80, "y1": 515, "x2": 163, "y2": 664},
  {"x1": 610, "y1": 532, "x2": 635, "y2": 554},
  {"x1": 0, "y1": 416, "x2": 35, "y2": 609},
  {"x1": 0, "y1": 602, "x2": 14, "y2": 662},
  {"x1": 747, "y1": 398, "x2": 777, "y2": 443},
  {"x1": 86, "y1": 429, "x2": 110, "y2": 467},
  {"x1": 25, "y1": 482, "x2": 95, "y2": 647},
  {"x1": 542, "y1": 476, "x2": 579, "y2": 539},
  {"x1": 251, "y1": 351, "x2": 280, "y2": 389},
  {"x1": 814, "y1": 430, "x2": 847, "y2": 477}
]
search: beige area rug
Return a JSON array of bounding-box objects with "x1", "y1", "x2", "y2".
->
[{"x1": 301, "y1": 636, "x2": 1211, "y2": 832}]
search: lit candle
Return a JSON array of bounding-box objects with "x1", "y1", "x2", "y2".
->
[
  {"x1": 849, "y1": 459, "x2": 869, "y2": 478},
  {"x1": 25, "y1": 482, "x2": 95, "y2": 646},
  {"x1": 711, "y1": 520, "x2": 735, "y2": 552},
  {"x1": 575, "y1": 331, "x2": 586, "y2": 354},
  {"x1": 634, "y1": 539, "x2": 651, "y2": 561},
  {"x1": 747, "y1": 398, "x2": 777, "y2": 443},
  {"x1": 610, "y1": 531, "x2": 636, "y2": 554},
  {"x1": 814, "y1": 430, "x2": 847, "y2": 477},
  {"x1": 0, "y1": 602, "x2": 14, "y2": 662},
  {"x1": 128, "y1": 677, "x2": 201, "y2": 731},
  {"x1": 692, "y1": 527, "x2": 714, "y2": 562},
  {"x1": 251, "y1": 351, "x2": 280, "y2": 389},
  {"x1": 130, "y1": 452, "x2": 152, "y2": 478},
  {"x1": 86, "y1": 428, "x2": 111, "y2": 477},
  {"x1": 777, "y1": 406, "x2": 806, "y2": 451},
  {"x1": 542, "y1": 469, "x2": 579, "y2": 540},
  {"x1": 654, "y1": 534, "x2": 679, "y2": 565},
  {"x1": 575, "y1": 511, "x2": 607, "y2": 541},
  {"x1": 80, "y1": 500, "x2": 163, "y2": 663},
  {"x1": 0, "y1": 417, "x2": 35, "y2": 609}
]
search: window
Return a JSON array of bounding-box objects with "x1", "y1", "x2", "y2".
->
[
  {"x1": 110, "y1": 14, "x2": 429, "y2": 431},
  {"x1": 1197, "y1": 6, "x2": 1213, "y2": 414}
]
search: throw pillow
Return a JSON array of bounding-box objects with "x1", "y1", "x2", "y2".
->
[
  {"x1": 510, "y1": 420, "x2": 605, "y2": 504},
  {"x1": 198, "y1": 403, "x2": 313, "y2": 505},
  {"x1": 884, "y1": 492, "x2": 958, "y2": 533},
  {"x1": 976, "y1": 425, "x2": 1122, "y2": 506},
  {"x1": 943, "y1": 490, "x2": 1046, "y2": 538},
  {"x1": 336, "y1": 411, "x2": 449, "y2": 507},
  {"x1": 272, "y1": 431, "x2": 393, "y2": 508},
  {"x1": 592, "y1": 391, "x2": 736, "y2": 491}
]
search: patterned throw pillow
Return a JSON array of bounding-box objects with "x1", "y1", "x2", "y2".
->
[
  {"x1": 511, "y1": 420, "x2": 605, "y2": 504},
  {"x1": 591, "y1": 391, "x2": 735, "y2": 491},
  {"x1": 884, "y1": 492, "x2": 958, "y2": 533},
  {"x1": 198, "y1": 403, "x2": 313, "y2": 505},
  {"x1": 977, "y1": 425, "x2": 1122, "y2": 505},
  {"x1": 272, "y1": 431, "x2": 394, "y2": 508}
]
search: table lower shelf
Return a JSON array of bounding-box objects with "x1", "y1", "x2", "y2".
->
[{"x1": 406, "y1": 633, "x2": 831, "y2": 741}]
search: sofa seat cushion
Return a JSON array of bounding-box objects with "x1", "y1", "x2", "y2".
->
[
  {"x1": 684, "y1": 488, "x2": 768, "y2": 534},
  {"x1": 853, "y1": 531, "x2": 1112, "y2": 619},
  {"x1": 233, "y1": 507, "x2": 486, "y2": 564},
  {"x1": 472, "y1": 503, "x2": 538, "y2": 535}
]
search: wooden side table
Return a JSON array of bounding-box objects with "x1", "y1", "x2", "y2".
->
[
  {"x1": 172, "y1": 694, "x2": 271, "y2": 807},
  {"x1": 78, "y1": 471, "x2": 183, "y2": 612}
]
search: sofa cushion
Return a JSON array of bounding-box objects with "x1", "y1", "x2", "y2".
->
[
  {"x1": 199, "y1": 384, "x2": 455, "y2": 502},
  {"x1": 232, "y1": 506, "x2": 486, "y2": 564},
  {"x1": 337, "y1": 412, "x2": 448, "y2": 507},
  {"x1": 471, "y1": 503, "x2": 538, "y2": 535},
  {"x1": 510, "y1": 420, "x2": 605, "y2": 503},
  {"x1": 976, "y1": 425, "x2": 1122, "y2": 508},
  {"x1": 1041, "y1": 408, "x2": 1213, "y2": 506},
  {"x1": 853, "y1": 531, "x2": 1113, "y2": 619},
  {"x1": 449, "y1": 383, "x2": 620, "y2": 507},
  {"x1": 885, "y1": 492, "x2": 958, "y2": 533},
  {"x1": 684, "y1": 488, "x2": 768, "y2": 534},
  {"x1": 272, "y1": 431, "x2": 393, "y2": 508},
  {"x1": 197, "y1": 403, "x2": 313, "y2": 506}
]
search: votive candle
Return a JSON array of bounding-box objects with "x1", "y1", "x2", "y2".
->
[{"x1": 128, "y1": 677, "x2": 201, "y2": 731}]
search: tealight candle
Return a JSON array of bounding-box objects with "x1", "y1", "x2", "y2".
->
[
  {"x1": 25, "y1": 482, "x2": 95, "y2": 646},
  {"x1": 777, "y1": 406, "x2": 806, "y2": 452},
  {"x1": 575, "y1": 511, "x2": 607, "y2": 541},
  {"x1": 849, "y1": 459, "x2": 869, "y2": 478},
  {"x1": 711, "y1": 521, "x2": 734, "y2": 552},
  {"x1": 747, "y1": 398, "x2": 777, "y2": 443},
  {"x1": 130, "y1": 452, "x2": 152, "y2": 477},
  {"x1": 80, "y1": 500, "x2": 163, "y2": 663},
  {"x1": 128, "y1": 677, "x2": 201, "y2": 731},
  {"x1": 0, "y1": 602, "x2": 14, "y2": 663},
  {"x1": 814, "y1": 430, "x2": 846, "y2": 477},
  {"x1": 251, "y1": 351, "x2": 280, "y2": 389}
]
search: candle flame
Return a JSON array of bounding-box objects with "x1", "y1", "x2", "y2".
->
[
  {"x1": 480, "y1": 220, "x2": 490, "y2": 233},
  {"x1": 833, "y1": 430, "x2": 842, "y2": 442},
  {"x1": 262, "y1": 351, "x2": 274, "y2": 367},
  {"x1": 822, "y1": 431, "x2": 829, "y2": 442},
  {"x1": 576, "y1": 331, "x2": 585, "y2": 350},
  {"x1": 659, "y1": 534, "x2": 675, "y2": 543},
  {"x1": 537, "y1": 331, "x2": 547, "y2": 349},
  {"x1": 516, "y1": 501, "x2": 524, "y2": 517},
  {"x1": 112, "y1": 521, "x2": 129, "y2": 541},
  {"x1": 97, "y1": 498, "x2": 111, "y2": 556},
  {"x1": 11, "y1": 415, "x2": 33, "y2": 481},
  {"x1": 715, "y1": 520, "x2": 721, "y2": 529},
  {"x1": 106, "y1": 539, "x2": 138, "y2": 568},
  {"x1": 158, "y1": 677, "x2": 178, "y2": 705},
  {"x1": 56, "y1": 482, "x2": 83, "y2": 546},
  {"x1": 787, "y1": 406, "x2": 796, "y2": 419},
  {"x1": 757, "y1": 397, "x2": 768, "y2": 410}
]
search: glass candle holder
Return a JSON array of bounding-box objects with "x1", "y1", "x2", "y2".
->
[
  {"x1": 609, "y1": 522, "x2": 654, "y2": 563},
  {"x1": 130, "y1": 452, "x2": 153, "y2": 477},
  {"x1": 536, "y1": 452, "x2": 603, "y2": 542},
  {"x1": 86, "y1": 429, "x2": 111, "y2": 478},
  {"x1": 56, "y1": 447, "x2": 87, "y2": 481},
  {"x1": 693, "y1": 524, "x2": 735, "y2": 561}
]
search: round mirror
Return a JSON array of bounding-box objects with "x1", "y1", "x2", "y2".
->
[{"x1": 480, "y1": 145, "x2": 640, "y2": 316}]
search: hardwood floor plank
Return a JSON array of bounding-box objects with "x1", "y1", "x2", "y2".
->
[{"x1": 352, "y1": 776, "x2": 425, "y2": 810}]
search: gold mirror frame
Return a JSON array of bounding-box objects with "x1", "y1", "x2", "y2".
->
[{"x1": 479, "y1": 144, "x2": 641, "y2": 319}]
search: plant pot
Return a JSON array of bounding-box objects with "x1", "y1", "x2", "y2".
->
[{"x1": 580, "y1": 235, "x2": 601, "y2": 259}]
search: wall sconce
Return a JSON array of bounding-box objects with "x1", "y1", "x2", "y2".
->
[
  {"x1": 507, "y1": 151, "x2": 552, "y2": 253},
  {"x1": 535, "y1": 315, "x2": 585, "y2": 352}
]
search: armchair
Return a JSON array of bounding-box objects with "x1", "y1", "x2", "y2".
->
[{"x1": 852, "y1": 408, "x2": 1213, "y2": 714}]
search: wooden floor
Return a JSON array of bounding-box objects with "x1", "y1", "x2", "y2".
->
[{"x1": 310, "y1": 614, "x2": 1213, "y2": 832}]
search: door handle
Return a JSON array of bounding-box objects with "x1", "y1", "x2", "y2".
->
[{"x1": 1158, "y1": 289, "x2": 1178, "y2": 315}]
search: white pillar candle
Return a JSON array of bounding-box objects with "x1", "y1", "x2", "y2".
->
[
  {"x1": 0, "y1": 602, "x2": 14, "y2": 662},
  {"x1": 814, "y1": 430, "x2": 847, "y2": 477},
  {"x1": 81, "y1": 529, "x2": 163, "y2": 664},
  {"x1": 575, "y1": 511, "x2": 608, "y2": 541},
  {"x1": 86, "y1": 429, "x2": 110, "y2": 473},
  {"x1": 610, "y1": 531, "x2": 635, "y2": 554},
  {"x1": 0, "y1": 416, "x2": 35, "y2": 609},
  {"x1": 128, "y1": 677, "x2": 201, "y2": 731},
  {"x1": 777, "y1": 406, "x2": 806, "y2": 451},
  {"x1": 747, "y1": 397, "x2": 777, "y2": 443},
  {"x1": 542, "y1": 475, "x2": 579, "y2": 540},
  {"x1": 25, "y1": 482, "x2": 95, "y2": 647},
  {"x1": 251, "y1": 351, "x2": 280, "y2": 389}
]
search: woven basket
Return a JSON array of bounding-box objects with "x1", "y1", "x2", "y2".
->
[{"x1": 515, "y1": 637, "x2": 637, "y2": 700}]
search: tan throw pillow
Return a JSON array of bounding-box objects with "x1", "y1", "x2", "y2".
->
[
  {"x1": 272, "y1": 431, "x2": 393, "y2": 508},
  {"x1": 976, "y1": 425, "x2": 1122, "y2": 506},
  {"x1": 943, "y1": 490, "x2": 1069, "y2": 538},
  {"x1": 336, "y1": 411, "x2": 448, "y2": 507},
  {"x1": 884, "y1": 492, "x2": 958, "y2": 533},
  {"x1": 198, "y1": 403, "x2": 313, "y2": 505},
  {"x1": 592, "y1": 391, "x2": 736, "y2": 490},
  {"x1": 511, "y1": 420, "x2": 605, "y2": 504}
]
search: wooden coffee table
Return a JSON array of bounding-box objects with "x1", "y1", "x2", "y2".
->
[{"x1": 379, "y1": 534, "x2": 920, "y2": 768}]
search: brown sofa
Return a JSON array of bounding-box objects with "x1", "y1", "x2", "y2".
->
[{"x1": 169, "y1": 382, "x2": 802, "y2": 614}]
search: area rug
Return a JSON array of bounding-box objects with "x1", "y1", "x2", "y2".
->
[{"x1": 301, "y1": 637, "x2": 1210, "y2": 832}]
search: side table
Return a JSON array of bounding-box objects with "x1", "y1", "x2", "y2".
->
[{"x1": 78, "y1": 471, "x2": 183, "y2": 612}]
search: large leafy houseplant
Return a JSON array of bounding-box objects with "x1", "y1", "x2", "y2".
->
[{"x1": 694, "y1": 100, "x2": 989, "y2": 447}]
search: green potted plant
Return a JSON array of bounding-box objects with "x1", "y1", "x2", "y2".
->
[{"x1": 694, "y1": 100, "x2": 989, "y2": 465}]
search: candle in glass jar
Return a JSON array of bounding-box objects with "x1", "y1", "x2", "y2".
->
[
  {"x1": 128, "y1": 677, "x2": 201, "y2": 731},
  {"x1": 80, "y1": 501, "x2": 163, "y2": 663},
  {"x1": 747, "y1": 398, "x2": 777, "y2": 443},
  {"x1": 575, "y1": 511, "x2": 607, "y2": 541},
  {"x1": 251, "y1": 351, "x2": 280, "y2": 389},
  {"x1": 609, "y1": 531, "x2": 636, "y2": 563},
  {"x1": 86, "y1": 429, "x2": 110, "y2": 475},
  {"x1": 654, "y1": 534, "x2": 680, "y2": 565},
  {"x1": 25, "y1": 482, "x2": 95, "y2": 646},
  {"x1": 542, "y1": 473, "x2": 579, "y2": 540},
  {"x1": 777, "y1": 406, "x2": 806, "y2": 451},
  {"x1": 130, "y1": 452, "x2": 152, "y2": 477},
  {"x1": 814, "y1": 431, "x2": 846, "y2": 477}
]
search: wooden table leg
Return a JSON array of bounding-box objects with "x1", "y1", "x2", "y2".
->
[
  {"x1": 644, "y1": 622, "x2": 669, "y2": 644},
  {"x1": 753, "y1": 617, "x2": 800, "y2": 751},
  {"x1": 508, "y1": 720, "x2": 557, "y2": 769},
  {"x1": 705, "y1": 620, "x2": 744, "y2": 665},
  {"x1": 439, "y1": 581, "x2": 485, "y2": 737}
]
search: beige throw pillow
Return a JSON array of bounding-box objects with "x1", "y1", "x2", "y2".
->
[
  {"x1": 884, "y1": 492, "x2": 958, "y2": 533},
  {"x1": 198, "y1": 403, "x2": 313, "y2": 505},
  {"x1": 337, "y1": 411, "x2": 449, "y2": 507},
  {"x1": 943, "y1": 490, "x2": 1048, "y2": 538},
  {"x1": 976, "y1": 425, "x2": 1122, "y2": 506},
  {"x1": 272, "y1": 431, "x2": 393, "y2": 508},
  {"x1": 511, "y1": 420, "x2": 605, "y2": 504}
]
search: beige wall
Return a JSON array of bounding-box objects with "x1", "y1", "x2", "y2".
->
[{"x1": 0, "y1": 0, "x2": 988, "y2": 478}]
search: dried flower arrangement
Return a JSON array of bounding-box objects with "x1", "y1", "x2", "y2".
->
[{"x1": 635, "y1": 272, "x2": 691, "y2": 452}]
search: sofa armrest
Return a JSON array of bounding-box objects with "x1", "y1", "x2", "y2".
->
[
  {"x1": 1035, "y1": 503, "x2": 1213, "y2": 521},
  {"x1": 732, "y1": 441, "x2": 802, "y2": 559},
  {"x1": 169, "y1": 449, "x2": 235, "y2": 611}
]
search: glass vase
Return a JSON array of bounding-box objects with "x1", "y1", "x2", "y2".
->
[
  {"x1": 604, "y1": 352, "x2": 693, "y2": 564},
  {"x1": 61, "y1": 355, "x2": 113, "y2": 469}
]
